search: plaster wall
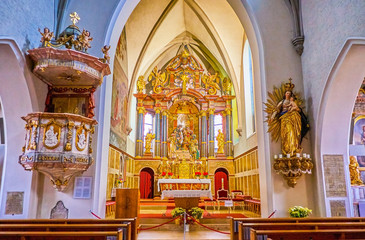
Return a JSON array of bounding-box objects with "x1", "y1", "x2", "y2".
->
[
  {"x1": 230, "y1": 0, "x2": 314, "y2": 217},
  {"x1": 301, "y1": 1, "x2": 365, "y2": 216}
]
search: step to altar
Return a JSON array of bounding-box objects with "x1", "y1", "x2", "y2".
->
[
  {"x1": 137, "y1": 230, "x2": 230, "y2": 240},
  {"x1": 139, "y1": 218, "x2": 230, "y2": 231}
]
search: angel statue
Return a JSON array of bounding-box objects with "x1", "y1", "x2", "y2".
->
[
  {"x1": 38, "y1": 27, "x2": 54, "y2": 47},
  {"x1": 148, "y1": 66, "x2": 167, "y2": 94},
  {"x1": 101, "y1": 45, "x2": 111, "y2": 63},
  {"x1": 264, "y1": 78, "x2": 309, "y2": 156},
  {"x1": 202, "y1": 72, "x2": 221, "y2": 95},
  {"x1": 77, "y1": 29, "x2": 93, "y2": 53}
]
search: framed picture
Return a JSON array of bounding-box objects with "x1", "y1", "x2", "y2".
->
[{"x1": 353, "y1": 116, "x2": 365, "y2": 145}]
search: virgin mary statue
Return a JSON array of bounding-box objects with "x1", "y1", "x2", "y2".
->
[{"x1": 264, "y1": 79, "x2": 309, "y2": 156}]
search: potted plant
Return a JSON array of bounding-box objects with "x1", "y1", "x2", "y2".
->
[
  {"x1": 168, "y1": 172, "x2": 173, "y2": 179},
  {"x1": 195, "y1": 171, "x2": 201, "y2": 179},
  {"x1": 203, "y1": 172, "x2": 208, "y2": 178},
  {"x1": 288, "y1": 206, "x2": 312, "y2": 218},
  {"x1": 116, "y1": 177, "x2": 124, "y2": 188},
  {"x1": 161, "y1": 172, "x2": 166, "y2": 178},
  {"x1": 172, "y1": 207, "x2": 185, "y2": 225}
]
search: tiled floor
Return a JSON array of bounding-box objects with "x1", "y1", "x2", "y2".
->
[{"x1": 137, "y1": 230, "x2": 230, "y2": 240}]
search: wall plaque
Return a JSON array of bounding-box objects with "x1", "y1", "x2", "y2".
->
[
  {"x1": 5, "y1": 192, "x2": 24, "y2": 215},
  {"x1": 323, "y1": 155, "x2": 347, "y2": 197},
  {"x1": 330, "y1": 200, "x2": 347, "y2": 217}
]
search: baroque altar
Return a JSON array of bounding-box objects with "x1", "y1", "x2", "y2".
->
[{"x1": 134, "y1": 46, "x2": 236, "y2": 194}]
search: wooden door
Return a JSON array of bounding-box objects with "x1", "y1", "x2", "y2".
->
[
  {"x1": 214, "y1": 168, "x2": 229, "y2": 198},
  {"x1": 140, "y1": 168, "x2": 154, "y2": 199}
]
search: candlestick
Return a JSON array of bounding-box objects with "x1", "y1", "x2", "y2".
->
[
  {"x1": 296, "y1": 153, "x2": 300, "y2": 157},
  {"x1": 279, "y1": 154, "x2": 283, "y2": 158},
  {"x1": 274, "y1": 155, "x2": 278, "y2": 159},
  {"x1": 286, "y1": 154, "x2": 290, "y2": 158}
]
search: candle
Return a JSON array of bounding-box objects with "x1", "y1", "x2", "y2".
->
[
  {"x1": 303, "y1": 153, "x2": 307, "y2": 158},
  {"x1": 279, "y1": 154, "x2": 283, "y2": 158},
  {"x1": 296, "y1": 153, "x2": 300, "y2": 157},
  {"x1": 274, "y1": 155, "x2": 278, "y2": 159},
  {"x1": 286, "y1": 154, "x2": 290, "y2": 158},
  {"x1": 221, "y1": 178, "x2": 224, "y2": 189},
  {"x1": 307, "y1": 154, "x2": 310, "y2": 158}
]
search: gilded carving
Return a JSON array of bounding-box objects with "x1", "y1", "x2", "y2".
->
[
  {"x1": 149, "y1": 66, "x2": 167, "y2": 94},
  {"x1": 137, "y1": 76, "x2": 146, "y2": 94},
  {"x1": 64, "y1": 121, "x2": 75, "y2": 151},
  {"x1": 202, "y1": 73, "x2": 220, "y2": 95},
  {"x1": 89, "y1": 126, "x2": 94, "y2": 153},
  {"x1": 216, "y1": 129, "x2": 225, "y2": 154}
]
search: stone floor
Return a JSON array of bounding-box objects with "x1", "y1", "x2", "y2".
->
[{"x1": 137, "y1": 230, "x2": 230, "y2": 240}]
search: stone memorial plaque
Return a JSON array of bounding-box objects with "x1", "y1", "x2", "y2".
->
[
  {"x1": 50, "y1": 201, "x2": 68, "y2": 219},
  {"x1": 323, "y1": 155, "x2": 347, "y2": 197},
  {"x1": 330, "y1": 200, "x2": 347, "y2": 217},
  {"x1": 5, "y1": 192, "x2": 24, "y2": 215}
]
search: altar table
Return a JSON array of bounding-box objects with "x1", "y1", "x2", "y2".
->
[{"x1": 157, "y1": 179, "x2": 212, "y2": 200}]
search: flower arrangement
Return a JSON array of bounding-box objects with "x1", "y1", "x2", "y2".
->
[
  {"x1": 168, "y1": 172, "x2": 173, "y2": 178},
  {"x1": 116, "y1": 177, "x2": 124, "y2": 185},
  {"x1": 195, "y1": 172, "x2": 201, "y2": 178},
  {"x1": 288, "y1": 206, "x2": 312, "y2": 218},
  {"x1": 161, "y1": 172, "x2": 166, "y2": 177},
  {"x1": 171, "y1": 207, "x2": 204, "y2": 225},
  {"x1": 203, "y1": 172, "x2": 208, "y2": 178}
]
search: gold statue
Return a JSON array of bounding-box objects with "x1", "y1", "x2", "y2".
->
[
  {"x1": 189, "y1": 134, "x2": 199, "y2": 159},
  {"x1": 202, "y1": 72, "x2": 220, "y2": 95},
  {"x1": 144, "y1": 129, "x2": 155, "y2": 154},
  {"x1": 168, "y1": 133, "x2": 177, "y2": 158},
  {"x1": 264, "y1": 79, "x2": 309, "y2": 156},
  {"x1": 38, "y1": 27, "x2": 54, "y2": 47},
  {"x1": 136, "y1": 76, "x2": 146, "y2": 93},
  {"x1": 349, "y1": 156, "x2": 363, "y2": 185},
  {"x1": 149, "y1": 66, "x2": 167, "y2": 94},
  {"x1": 216, "y1": 129, "x2": 225, "y2": 154},
  {"x1": 101, "y1": 45, "x2": 111, "y2": 63}
]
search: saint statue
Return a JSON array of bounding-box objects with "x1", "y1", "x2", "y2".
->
[
  {"x1": 264, "y1": 79, "x2": 309, "y2": 156},
  {"x1": 168, "y1": 133, "x2": 177, "y2": 158},
  {"x1": 77, "y1": 129, "x2": 87, "y2": 150},
  {"x1": 216, "y1": 129, "x2": 225, "y2": 154},
  {"x1": 349, "y1": 156, "x2": 363, "y2": 185},
  {"x1": 45, "y1": 126, "x2": 58, "y2": 147},
  {"x1": 144, "y1": 130, "x2": 155, "y2": 154},
  {"x1": 189, "y1": 134, "x2": 199, "y2": 159}
]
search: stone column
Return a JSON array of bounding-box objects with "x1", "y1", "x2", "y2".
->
[
  {"x1": 154, "y1": 107, "x2": 161, "y2": 159},
  {"x1": 225, "y1": 108, "x2": 233, "y2": 159},
  {"x1": 208, "y1": 108, "x2": 215, "y2": 159},
  {"x1": 161, "y1": 110, "x2": 168, "y2": 160},
  {"x1": 135, "y1": 106, "x2": 145, "y2": 158}
]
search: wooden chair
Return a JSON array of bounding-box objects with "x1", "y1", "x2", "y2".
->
[
  {"x1": 203, "y1": 197, "x2": 216, "y2": 212},
  {"x1": 217, "y1": 189, "x2": 231, "y2": 211}
]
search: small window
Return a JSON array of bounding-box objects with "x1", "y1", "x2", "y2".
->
[{"x1": 73, "y1": 177, "x2": 92, "y2": 199}]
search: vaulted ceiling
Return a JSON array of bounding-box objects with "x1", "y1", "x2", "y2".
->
[{"x1": 123, "y1": 0, "x2": 245, "y2": 95}]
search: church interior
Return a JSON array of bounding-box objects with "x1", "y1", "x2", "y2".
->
[{"x1": 1, "y1": 0, "x2": 365, "y2": 239}]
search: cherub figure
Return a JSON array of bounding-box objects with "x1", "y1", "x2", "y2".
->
[
  {"x1": 38, "y1": 27, "x2": 54, "y2": 47},
  {"x1": 78, "y1": 29, "x2": 93, "y2": 52},
  {"x1": 101, "y1": 45, "x2": 111, "y2": 63}
]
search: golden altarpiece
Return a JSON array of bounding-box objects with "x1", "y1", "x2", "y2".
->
[{"x1": 134, "y1": 47, "x2": 235, "y2": 195}]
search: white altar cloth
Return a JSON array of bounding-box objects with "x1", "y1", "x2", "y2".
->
[
  {"x1": 157, "y1": 179, "x2": 211, "y2": 191},
  {"x1": 161, "y1": 190, "x2": 212, "y2": 200},
  {"x1": 158, "y1": 179, "x2": 212, "y2": 200}
]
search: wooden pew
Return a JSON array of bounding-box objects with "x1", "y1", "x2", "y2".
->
[
  {"x1": 231, "y1": 217, "x2": 365, "y2": 240},
  {"x1": 250, "y1": 228, "x2": 365, "y2": 240},
  {"x1": 239, "y1": 222, "x2": 365, "y2": 240},
  {"x1": 0, "y1": 219, "x2": 137, "y2": 240},
  {"x1": 0, "y1": 230, "x2": 122, "y2": 240}
]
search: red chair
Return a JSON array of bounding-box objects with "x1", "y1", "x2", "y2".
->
[
  {"x1": 217, "y1": 189, "x2": 231, "y2": 210},
  {"x1": 231, "y1": 190, "x2": 245, "y2": 210},
  {"x1": 203, "y1": 197, "x2": 216, "y2": 212}
]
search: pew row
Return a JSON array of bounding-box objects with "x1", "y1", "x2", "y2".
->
[
  {"x1": 231, "y1": 217, "x2": 365, "y2": 240},
  {"x1": 0, "y1": 218, "x2": 137, "y2": 240},
  {"x1": 250, "y1": 228, "x2": 365, "y2": 240}
]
